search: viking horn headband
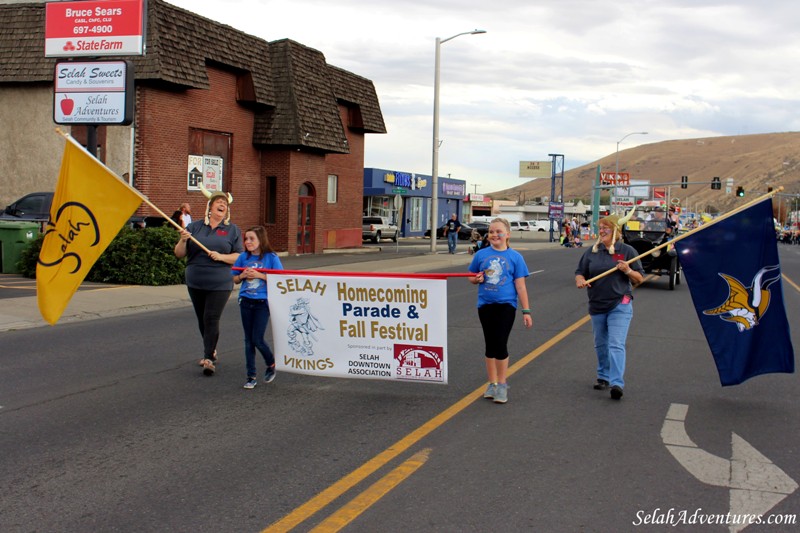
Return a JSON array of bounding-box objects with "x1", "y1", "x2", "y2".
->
[{"x1": 199, "y1": 181, "x2": 233, "y2": 204}]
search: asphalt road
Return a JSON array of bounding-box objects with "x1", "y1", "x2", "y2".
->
[{"x1": 2, "y1": 244, "x2": 800, "y2": 532}]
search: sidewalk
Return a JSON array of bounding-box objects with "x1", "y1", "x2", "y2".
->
[{"x1": 0, "y1": 239, "x2": 560, "y2": 332}]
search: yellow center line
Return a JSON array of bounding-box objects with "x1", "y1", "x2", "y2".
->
[
  {"x1": 782, "y1": 273, "x2": 800, "y2": 293},
  {"x1": 262, "y1": 315, "x2": 591, "y2": 532},
  {"x1": 308, "y1": 448, "x2": 432, "y2": 533}
]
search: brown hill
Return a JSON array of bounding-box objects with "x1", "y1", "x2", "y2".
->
[{"x1": 491, "y1": 132, "x2": 800, "y2": 215}]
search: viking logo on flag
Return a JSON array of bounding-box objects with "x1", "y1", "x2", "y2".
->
[
  {"x1": 675, "y1": 200, "x2": 794, "y2": 386},
  {"x1": 702, "y1": 266, "x2": 782, "y2": 332}
]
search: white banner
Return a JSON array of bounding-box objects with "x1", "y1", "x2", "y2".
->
[{"x1": 267, "y1": 273, "x2": 448, "y2": 384}]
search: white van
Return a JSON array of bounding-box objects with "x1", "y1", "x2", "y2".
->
[
  {"x1": 529, "y1": 220, "x2": 552, "y2": 232},
  {"x1": 510, "y1": 220, "x2": 532, "y2": 231}
]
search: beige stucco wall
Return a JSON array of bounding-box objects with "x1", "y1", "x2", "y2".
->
[{"x1": 0, "y1": 86, "x2": 133, "y2": 208}]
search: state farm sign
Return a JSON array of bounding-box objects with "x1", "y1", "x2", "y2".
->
[
  {"x1": 45, "y1": 0, "x2": 146, "y2": 57},
  {"x1": 54, "y1": 61, "x2": 134, "y2": 125}
]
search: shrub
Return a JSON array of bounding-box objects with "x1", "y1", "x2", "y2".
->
[{"x1": 17, "y1": 226, "x2": 186, "y2": 286}]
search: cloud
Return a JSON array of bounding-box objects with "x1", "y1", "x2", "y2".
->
[{"x1": 166, "y1": 0, "x2": 800, "y2": 193}]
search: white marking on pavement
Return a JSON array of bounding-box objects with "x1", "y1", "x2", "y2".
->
[{"x1": 661, "y1": 403, "x2": 798, "y2": 533}]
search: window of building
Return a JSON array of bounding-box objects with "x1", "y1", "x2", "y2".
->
[
  {"x1": 409, "y1": 197, "x2": 424, "y2": 232},
  {"x1": 189, "y1": 128, "x2": 232, "y2": 190},
  {"x1": 327, "y1": 174, "x2": 338, "y2": 203},
  {"x1": 363, "y1": 196, "x2": 393, "y2": 219},
  {"x1": 264, "y1": 176, "x2": 277, "y2": 224}
]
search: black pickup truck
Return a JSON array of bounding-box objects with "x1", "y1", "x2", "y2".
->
[
  {"x1": 1, "y1": 192, "x2": 151, "y2": 228},
  {"x1": 0, "y1": 192, "x2": 54, "y2": 222}
]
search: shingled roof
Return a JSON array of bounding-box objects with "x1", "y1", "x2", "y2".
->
[{"x1": 0, "y1": 0, "x2": 385, "y2": 152}]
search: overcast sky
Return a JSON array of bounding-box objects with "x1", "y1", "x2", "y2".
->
[{"x1": 167, "y1": 0, "x2": 800, "y2": 194}]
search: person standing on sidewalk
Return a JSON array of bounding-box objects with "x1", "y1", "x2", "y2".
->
[
  {"x1": 232, "y1": 226, "x2": 283, "y2": 389},
  {"x1": 468, "y1": 218, "x2": 533, "y2": 404},
  {"x1": 574, "y1": 211, "x2": 643, "y2": 400},
  {"x1": 174, "y1": 187, "x2": 243, "y2": 376},
  {"x1": 444, "y1": 213, "x2": 462, "y2": 254}
]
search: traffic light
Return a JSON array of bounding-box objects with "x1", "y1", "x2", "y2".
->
[
  {"x1": 711, "y1": 176, "x2": 721, "y2": 190},
  {"x1": 736, "y1": 186, "x2": 745, "y2": 197},
  {"x1": 681, "y1": 175, "x2": 688, "y2": 189}
]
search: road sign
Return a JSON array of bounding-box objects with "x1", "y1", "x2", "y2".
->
[{"x1": 391, "y1": 188, "x2": 406, "y2": 194}]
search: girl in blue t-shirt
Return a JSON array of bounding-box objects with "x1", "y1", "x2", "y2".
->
[
  {"x1": 468, "y1": 218, "x2": 533, "y2": 404},
  {"x1": 232, "y1": 226, "x2": 283, "y2": 389}
]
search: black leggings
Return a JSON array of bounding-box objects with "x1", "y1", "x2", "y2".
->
[
  {"x1": 187, "y1": 288, "x2": 231, "y2": 359},
  {"x1": 478, "y1": 303, "x2": 517, "y2": 360}
]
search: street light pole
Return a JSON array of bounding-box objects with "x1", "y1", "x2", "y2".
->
[
  {"x1": 430, "y1": 29, "x2": 486, "y2": 253},
  {"x1": 614, "y1": 131, "x2": 648, "y2": 212}
]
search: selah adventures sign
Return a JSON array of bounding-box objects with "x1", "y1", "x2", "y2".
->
[{"x1": 53, "y1": 60, "x2": 134, "y2": 125}]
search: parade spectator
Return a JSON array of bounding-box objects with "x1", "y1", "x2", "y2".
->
[{"x1": 444, "y1": 213, "x2": 462, "y2": 254}]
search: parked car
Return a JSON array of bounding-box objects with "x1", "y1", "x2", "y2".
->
[
  {"x1": 1, "y1": 191, "x2": 152, "y2": 229},
  {"x1": 424, "y1": 221, "x2": 489, "y2": 241},
  {"x1": 529, "y1": 219, "x2": 552, "y2": 232},
  {"x1": 510, "y1": 220, "x2": 532, "y2": 231},
  {"x1": 0, "y1": 192, "x2": 54, "y2": 222},
  {"x1": 362, "y1": 216, "x2": 399, "y2": 243}
]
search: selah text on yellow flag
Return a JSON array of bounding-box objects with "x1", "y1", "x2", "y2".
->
[{"x1": 37, "y1": 136, "x2": 142, "y2": 325}]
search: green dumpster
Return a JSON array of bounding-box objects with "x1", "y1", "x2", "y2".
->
[{"x1": 0, "y1": 221, "x2": 40, "y2": 274}]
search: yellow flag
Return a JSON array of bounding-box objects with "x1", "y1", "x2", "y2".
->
[{"x1": 37, "y1": 137, "x2": 142, "y2": 325}]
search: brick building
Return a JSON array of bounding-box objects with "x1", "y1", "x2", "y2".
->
[{"x1": 0, "y1": 0, "x2": 386, "y2": 253}]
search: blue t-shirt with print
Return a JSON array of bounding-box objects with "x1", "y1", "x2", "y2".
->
[
  {"x1": 232, "y1": 252, "x2": 283, "y2": 300},
  {"x1": 468, "y1": 247, "x2": 530, "y2": 308}
]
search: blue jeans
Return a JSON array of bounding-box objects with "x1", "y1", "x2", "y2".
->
[
  {"x1": 589, "y1": 301, "x2": 633, "y2": 388},
  {"x1": 239, "y1": 298, "x2": 274, "y2": 378},
  {"x1": 447, "y1": 231, "x2": 458, "y2": 253}
]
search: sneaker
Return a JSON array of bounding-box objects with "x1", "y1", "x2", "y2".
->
[
  {"x1": 264, "y1": 366, "x2": 276, "y2": 384},
  {"x1": 593, "y1": 379, "x2": 609, "y2": 390},
  {"x1": 243, "y1": 378, "x2": 257, "y2": 389},
  {"x1": 198, "y1": 350, "x2": 218, "y2": 366},
  {"x1": 493, "y1": 383, "x2": 509, "y2": 404},
  {"x1": 483, "y1": 382, "x2": 498, "y2": 399},
  {"x1": 610, "y1": 385, "x2": 624, "y2": 400}
]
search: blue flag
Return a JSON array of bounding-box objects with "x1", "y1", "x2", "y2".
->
[{"x1": 675, "y1": 200, "x2": 794, "y2": 386}]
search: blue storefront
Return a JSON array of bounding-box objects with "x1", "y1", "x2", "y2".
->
[{"x1": 363, "y1": 168, "x2": 466, "y2": 238}]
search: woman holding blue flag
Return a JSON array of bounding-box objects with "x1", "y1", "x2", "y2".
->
[{"x1": 574, "y1": 210, "x2": 643, "y2": 400}]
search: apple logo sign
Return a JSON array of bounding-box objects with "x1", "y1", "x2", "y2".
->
[{"x1": 60, "y1": 95, "x2": 74, "y2": 116}]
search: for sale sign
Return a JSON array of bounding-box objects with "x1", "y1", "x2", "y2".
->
[
  {"x1": 54, "y1": 60, "x2": 134, "y2": 125},
  {"x1": 45, "y1": 0, "x2": 146, "y2": 57}
]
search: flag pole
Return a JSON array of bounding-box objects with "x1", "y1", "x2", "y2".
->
[
  {"x1": 56, "y1": 129, "x2": 212, "y2": 254},
  {"x1": 585, "y1": 187, "x2": 783, "y2": 285}
]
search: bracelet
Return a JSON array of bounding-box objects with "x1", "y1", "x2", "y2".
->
[{"x1": 521, "y1": 309, "x2": 531, "y2": 314}]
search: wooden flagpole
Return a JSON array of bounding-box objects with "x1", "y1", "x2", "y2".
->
[
  {"x1": 584, "y1": 186, "x2": 783, "y2": 285},
  {"x1": 57, "y1": 129, "x2": 212, "y2": 254}
]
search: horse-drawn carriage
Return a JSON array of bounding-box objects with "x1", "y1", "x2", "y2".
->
[{"x1": 622, "y1": 206, "x2": 681, "y2": 290}]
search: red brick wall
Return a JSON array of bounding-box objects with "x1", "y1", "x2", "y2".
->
[
  {"x1": 323, "y1": 105, "x2": 366, "y2": 249},
  {"x1": 135, "y1": 69, "x2": 368, "y2": 255},
  {"x1": 135, "y1": 67, "x2": 260, "y2": 229}
]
